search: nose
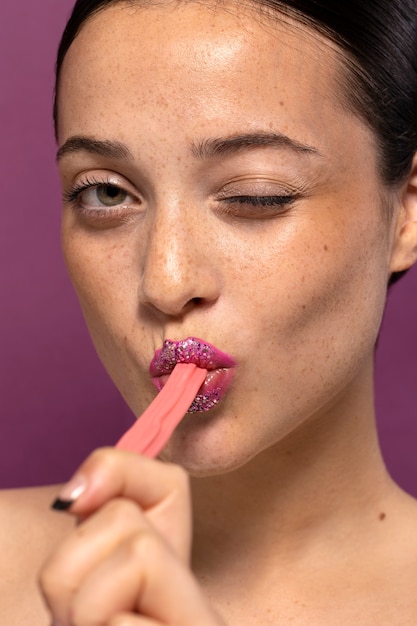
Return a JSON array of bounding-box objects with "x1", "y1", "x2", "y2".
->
[{"x1": 139, "y1": 205, "x2": 220, "y2": 318}]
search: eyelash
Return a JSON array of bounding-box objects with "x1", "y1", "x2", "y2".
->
[
  {"x1": 63, "y1": 177, "x2": 116, "y2": 205},
  {"x1": 223, "y1": 195, "x2": 295, "y2": 207}
]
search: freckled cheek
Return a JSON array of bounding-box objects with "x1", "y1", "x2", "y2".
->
[
  {"x1": 231, "y1": 225, "x2": 372, "y2": 348},
  {"x1": 62, "y1": 231, "x2": 135, "y2": 318}
]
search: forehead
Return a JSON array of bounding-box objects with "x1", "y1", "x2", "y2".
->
[{"x1": 57, "y1": 1, "x2": 354, "y2": 151}]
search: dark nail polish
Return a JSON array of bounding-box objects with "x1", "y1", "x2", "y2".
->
[{"x1": 51, "y1": 498, "x2": 74, "y2": 511}]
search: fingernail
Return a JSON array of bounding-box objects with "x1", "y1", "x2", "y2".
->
[{"x1": 51, "y1": 474, "x2": 87, "y2": 511}]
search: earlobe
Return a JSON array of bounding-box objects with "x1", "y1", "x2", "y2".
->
[{"x1": 389, "y1": 153, "x2": 417, "y2": 273}]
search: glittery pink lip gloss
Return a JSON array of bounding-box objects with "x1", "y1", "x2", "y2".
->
[{"x1": 150, "y1": 337, "x2": 236, "y2": 412}]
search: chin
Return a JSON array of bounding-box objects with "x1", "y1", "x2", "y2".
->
[
  {"x1": 158, "y1": 416, "x2": 265, "y2": 477},
  {"x1": 159, "y1": 449, "x2": 251, "y2": 477}
]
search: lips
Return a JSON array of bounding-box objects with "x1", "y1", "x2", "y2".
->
[
  {"x1": 150, "y1": 337, "x2": 236, "y2": 376},
  {"x1": 150, "y1": 337, "x2": 236, "y2": 412}
]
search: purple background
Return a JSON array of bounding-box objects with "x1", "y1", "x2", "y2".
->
[{"x1": 1, "y1": 1, "x2": 416, "y2": 492}]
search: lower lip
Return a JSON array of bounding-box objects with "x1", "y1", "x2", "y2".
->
[{"x1": 152, "y1": 367, "x2": 234, "y2": 413}]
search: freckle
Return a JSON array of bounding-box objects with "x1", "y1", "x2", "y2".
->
[
  {"x1": 379, "y1": 512, "x2": 386, "y2": 521},
  {"x1": 279, "y1": 101, "x2": 284, "y2": 106},
  {"x1": 323, "y1": 245, "x2": 328, "y2": 251}
]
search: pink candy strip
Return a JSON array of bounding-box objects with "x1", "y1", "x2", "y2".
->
[{"x1": 115, "y1": 363, "x2": 207, "y2": 457}]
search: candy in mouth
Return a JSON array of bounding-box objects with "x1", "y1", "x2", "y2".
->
[
  {"x1": 116, "y1": 363, "x2": 208, "y2": 456},
  {"x1": 153, "y1": 367, "x2": 233, "y2": 413}
]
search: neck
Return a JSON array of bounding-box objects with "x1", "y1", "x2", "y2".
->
[{"x1": 191, "y1": 358, "x2": 394, "y2": 577}]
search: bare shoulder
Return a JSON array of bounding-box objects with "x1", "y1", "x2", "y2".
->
[{"x1": 0, "y1": 485, "x2": 74, "y2": 625}]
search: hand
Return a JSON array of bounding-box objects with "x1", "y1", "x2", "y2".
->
[{"x1": 39, "y1": 448, "x2": 225, "y2": 626}]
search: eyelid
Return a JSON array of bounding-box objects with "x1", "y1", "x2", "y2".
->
[
  {"x1": 216, "y1": 177, "x2": 303, "y2": 198},
  {"x1": 63, "y1": 171, "x2": 138, "y2": 205}
]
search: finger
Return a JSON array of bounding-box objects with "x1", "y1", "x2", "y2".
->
[
  {"x1": 40, "y1": 498, "x2": 149, "y2": 625},
  {"x1": 54, "y1": 448, "x2": 190, "y2": 515},
  {"x1": 72, "y1": 530, "x2": 225, "y2": 626},
  {"x1": 52, "y1": 448, "x2": 192, "y2": 561}
]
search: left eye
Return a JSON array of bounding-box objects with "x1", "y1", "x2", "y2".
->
[{"x1": 80, "y1": 184, "x2": 131, "y2": 208}]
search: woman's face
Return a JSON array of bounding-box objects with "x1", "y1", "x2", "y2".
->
[{"x1": 57, "y1": 2, "x2": 402, "y2": 473}]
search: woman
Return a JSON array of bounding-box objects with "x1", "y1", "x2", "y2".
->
[{"x1": 5, "y1": 0, "x2": 417, "y2": 623}]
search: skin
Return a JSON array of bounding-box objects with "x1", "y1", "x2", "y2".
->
[
  {"x1": 0, "y1": 486, "x2": 73, "y2": 624},
  {"x1": 5, "y1": 1, "x2": 417, "y2": 624}
]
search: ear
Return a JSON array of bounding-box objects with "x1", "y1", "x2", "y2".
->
[{"x1": 390, "y1": 153, "x2": 417, "y2": 273}]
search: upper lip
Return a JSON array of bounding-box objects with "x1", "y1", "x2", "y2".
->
[{"x1": 149, "y1": 336, "x2": 236, "y2": 377}]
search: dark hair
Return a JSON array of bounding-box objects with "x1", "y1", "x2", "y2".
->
[{"x1": 55, "y1": 0, "x2": 417, "y2": 279}]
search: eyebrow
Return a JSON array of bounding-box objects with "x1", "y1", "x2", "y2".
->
[
  {"x1": 191, "y1": 132, "x2": 321, "y2": 159},
  {"x1": 56, "y1": 131, "x2": 320, "y2": 162},
  {"x1": 56, "y1": 136, "x2": 134, "y2": 161}
]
